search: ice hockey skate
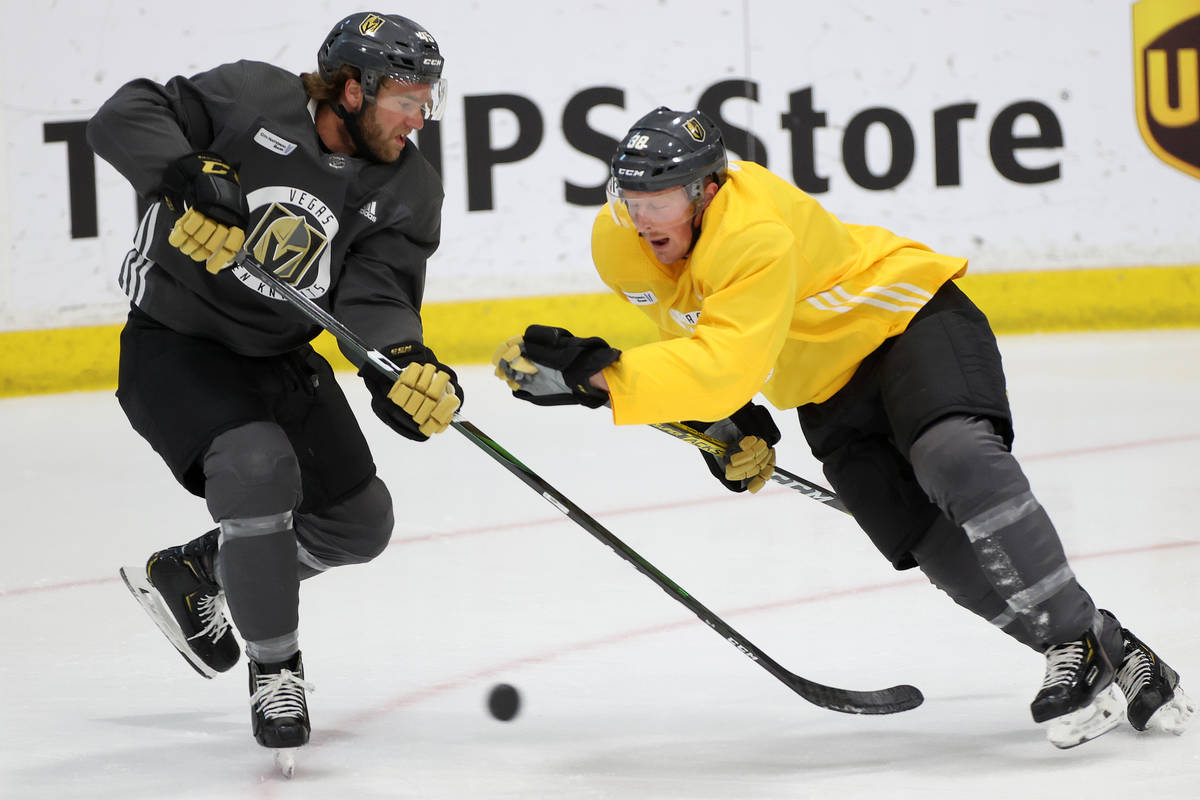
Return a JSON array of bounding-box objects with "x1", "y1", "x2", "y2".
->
[
  {"x1": 249, "y1": 651, "x2": 313, "y2": 778},
  {"x1": 1030, "y1": 619, "x2": 1125, "y2": 749},
  {"x1": 1114, "y1": 621, "x2": 1195, "y2": 735},
  {"x1": 118, "y1": 529, "x2": 240, "y2": 678}
]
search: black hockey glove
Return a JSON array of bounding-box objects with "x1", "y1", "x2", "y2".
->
[
  {"x1": 492, "y1": 324, "x2": 620, "y2": 409},
  {"x1": 361, "y1": 342, "x2": 464, "y2": 442},
  {"x1": 687, "y1": 401, "x2": 781, "y2": 494},
  {"x1": 160, "y1": 151, "x2": 250, "y2": 275}
]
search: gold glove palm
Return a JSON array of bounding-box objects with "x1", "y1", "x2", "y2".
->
[
  {"x1": 724, "y1": 435, "x2": 776, "y2": 493},
  {"x1": 386, "y1": 362, "x2": 460, "y2": 436},
  {"x1": 168, "y1": 207, "x2": 245, "y2": 274}
]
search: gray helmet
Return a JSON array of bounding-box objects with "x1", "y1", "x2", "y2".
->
[
  {"x1": 317, "y1": 12, "x2": 446, "y2": 116},
  {"x1": 610, "y1": 107, "x2": 727, "y2": 193}
]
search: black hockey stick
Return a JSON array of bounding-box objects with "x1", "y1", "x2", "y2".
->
[
  {"x1": 233, "y1": 250, "x2": 922, "y2": 715},
  {"x1": 650, "y1": 422, "x2": 849, "y2": 513}
]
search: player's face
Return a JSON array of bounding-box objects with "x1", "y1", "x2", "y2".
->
[
  {"x1": 359, "y1": 81, "x2": 433, "y2": 163},
  {"x1": 622, "y1": 187, "x2": 700, "y2": 264}
]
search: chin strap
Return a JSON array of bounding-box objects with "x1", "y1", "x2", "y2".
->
[
  {"x1": 684, "y1": 210, "x2": 705, "y2": 257},
  {"x1": 330, "y1": 102, "x2": 379, "y2": 163}
]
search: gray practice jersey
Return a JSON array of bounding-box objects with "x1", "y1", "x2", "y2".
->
[{"x1": 87, "y1": 59, "x2": 443, "y2": 359}]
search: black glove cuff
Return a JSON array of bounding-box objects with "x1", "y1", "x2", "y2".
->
[
  {"x1": 699, "y1": 450, "x2": 749, "y2": 493},
  {"x1": 570, "y1": 383, "x2": 611, "y2": 409},
  {"x1": 681, "y1": 418, "x2": 749, "y2": 493},
  {"x1": 728, "y1": 401, "x2": 782, "y2": 447},
  {"x1": 160, "y1": 151, "x2": 248, "y2": 227},
  {"x1": 522, "y1": 324, "x2": 619, "y2": 408}
]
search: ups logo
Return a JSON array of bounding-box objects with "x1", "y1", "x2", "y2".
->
[
  {"x1": 244, "y1": 203, "x2": 328, "y2": 289},
  {"x1": 1133, "y1": 0, "x2": 1200, "y2": 179}
]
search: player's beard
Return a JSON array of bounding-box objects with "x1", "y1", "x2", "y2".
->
[{"x1": 357, "y1": 104, "x2": 407, "y2": 164}]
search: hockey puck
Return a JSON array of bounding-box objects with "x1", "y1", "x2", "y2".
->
[{"x1": 487, "y1": 683, "x2": 520, "y2": 721}]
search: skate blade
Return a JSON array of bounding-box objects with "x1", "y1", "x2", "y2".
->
[
  {"x1": 273, "y1": 748, "x2": 297, "y2": 779},
  {"x1": 1043, "y1": 684, "x2": 1125, "y2": 749},
  {"x1": 1145, "y1": 685, "x2": 1195, "y2": 735},
  {"x1": 119, "y1": 566, "x2": 218, "y2": 679}
]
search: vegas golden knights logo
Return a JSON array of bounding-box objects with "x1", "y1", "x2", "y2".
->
[
  {"x1": 245, "y1": 204, "x2": 328, "y2": 288},
  {"x1": 360, "y1": 14, "x2": 385, "y2": 36},
  {"x1": 683, "y1": 117, "x2": 706, "y2": 143},
  {"x1": 1133, "y1": 0, "x2": 1200, "y2": 179}
]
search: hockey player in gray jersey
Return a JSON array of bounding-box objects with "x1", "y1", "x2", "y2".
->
[{"x1": 89, "y1": 12, "x2": 457, "y2": 769}]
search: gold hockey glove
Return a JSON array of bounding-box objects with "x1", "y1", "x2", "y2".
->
[
  {"x1": 161, "y1": 151, "x2": 249, "y2": 274},
  {"x1": 361, "y1": 343, "x2": 463, "y2": 441},
  {"x1": 168, "y1": 208, "x2": 246, "y2": 274},
  {"x1": 689, "y1": 401, "x2": 782, "y2": 494},
  {"x1": 492, "y1": 325, "x2": 619, "y2": 408},
  {"x1": 723, "y1": 435, "x2": 777, "y2": 493}
]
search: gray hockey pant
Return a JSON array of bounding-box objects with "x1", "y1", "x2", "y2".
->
[
  {"x1": 908, "y1": 415, "x2": 1097, "y2": 651},
  {"x1": 204, "y1": 421, "x2": 394, "y2": 662}
]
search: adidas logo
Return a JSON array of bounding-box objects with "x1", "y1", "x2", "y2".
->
[{"x1": 359, "y1": 200, "x2": 378, "y2": 223}]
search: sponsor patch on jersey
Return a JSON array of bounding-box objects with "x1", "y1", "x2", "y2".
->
[
  {"x1": 623, "y1": 290, "x2": 657, "y2": 306},
  {"x1": 669, "y1": 308, "x2": 702, "y2": 331},
  {"x1": 254, "y1": 127, "x2": 297, "y2": 156},
  {"x1": 359, "y1": 200, "x2": 378, "y2": 223}
]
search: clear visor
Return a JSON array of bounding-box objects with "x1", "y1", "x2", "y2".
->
[
  {"x1": 375, "y1": 76, "x2": 448, "y2": 121},
  {"x1": 606, "y1": 179, "x2": 700, "y2": 230}
]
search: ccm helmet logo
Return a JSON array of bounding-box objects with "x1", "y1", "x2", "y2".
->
[
  {"x1": 617, "y1": 168, "x2": 645, "y2": 176},
  {"x1": 423, "y1": 57, "x2": 442, "y2": 66}
]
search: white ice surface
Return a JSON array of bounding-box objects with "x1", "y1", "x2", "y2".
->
[{"x1": 2, "y1": 330, "x2": 1198, "y2": 799}]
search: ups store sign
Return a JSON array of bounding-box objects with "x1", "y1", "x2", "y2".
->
[{"x1": 1134, "y1": 0, "x2": 1200, "y2": 179}]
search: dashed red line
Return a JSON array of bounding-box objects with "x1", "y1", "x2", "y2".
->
[
  {"x1": 324, "y1": 538, "x2": 1199, "y2": 739},
  {"x1": 3, "y1": 430, "x2": 1197, "y2": 600},
  {"x1": 1020, "y1": 431, "x2": 1200, "y2": 462}
]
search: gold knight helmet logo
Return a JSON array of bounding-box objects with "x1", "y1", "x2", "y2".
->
[
  {"x1": 1133, "y1": 0, "x2": 1200, "y2": 179},
  {"x1": 245, "y1": 203, "x2": 329, "y2": 287},
  {"x1": 360, "y1": 14, "x2": 385, "y2": 36}
]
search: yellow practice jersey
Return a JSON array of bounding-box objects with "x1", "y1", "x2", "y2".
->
[{"x1": 593, "y1": 161, "x2": 967, "y2": 425}]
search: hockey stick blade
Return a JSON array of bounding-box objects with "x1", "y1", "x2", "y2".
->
[
  {"x1": 451, "y1": 417, "x2": 922, "y2": 716},
  {"x1": 782, "y1": 672, "x2": 923, "y2": 716},
  {"x1": 233, "y1": 249, "x2": 922, "y2": 715},
  {"x1": 651, "y1": 422, "x2": 850, "y2": 513}
]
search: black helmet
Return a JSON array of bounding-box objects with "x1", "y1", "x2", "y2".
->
[
  {"x1": 609, "y1": 107, "x2": 727, "y2": 193},
  {"x1": 317, "y1": 12, "x2": 446, "y2": 117}
]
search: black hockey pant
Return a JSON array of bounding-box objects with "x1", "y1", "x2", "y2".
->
[{"x1": 798, "y1": 282, "x2": 1098, "y2": 651}]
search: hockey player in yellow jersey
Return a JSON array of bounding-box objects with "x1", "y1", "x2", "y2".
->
[
  {"x1": 494, "y1": 106, "x2": 1193, "y2": 748},
  {"x1": 593, "y1": 150, "x2": 965, "y2": 423}
]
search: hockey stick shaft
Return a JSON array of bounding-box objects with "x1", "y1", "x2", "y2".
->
[
  {"x1": 446, "y1": 419, "x2": 919, "y2": 714},
  {"x1": 233, "y1": 251, "x2": 921, "y2": 715},
  {"x1": 650, "y1": 422, "x2": 850, "y2": 513}
]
